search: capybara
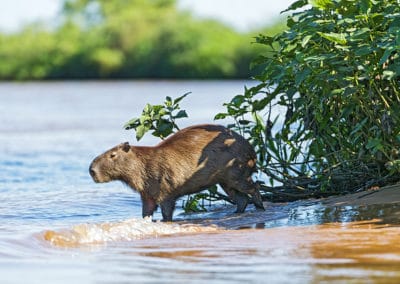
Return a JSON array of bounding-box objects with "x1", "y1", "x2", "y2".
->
[{"x1": 89, "y1": 124, "x2": 265, "y2": 221}]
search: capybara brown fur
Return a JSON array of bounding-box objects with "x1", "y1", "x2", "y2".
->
[{"x1": 89, "y1": 124, "x2": 265, "y2": 221}]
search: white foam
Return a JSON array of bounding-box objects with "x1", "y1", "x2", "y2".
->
[{"x1": 43, "y1": 217, "x2": 221, "y2": 247}]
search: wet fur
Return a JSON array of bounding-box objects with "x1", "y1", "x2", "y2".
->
[{"x1": 89, "y1": 124, "x2": 265, "y2": 221}]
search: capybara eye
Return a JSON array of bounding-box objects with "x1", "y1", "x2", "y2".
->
[{"x1": 110, "y1": 152, "x2": 116, "y2": 159}]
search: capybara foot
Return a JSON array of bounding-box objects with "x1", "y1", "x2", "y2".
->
[
  {"x1": 234, "y1": 192, "x2": 249, "y2": 213},
  {"x1": 252, "y1": 190, "x2": 265, "y2": 211}
]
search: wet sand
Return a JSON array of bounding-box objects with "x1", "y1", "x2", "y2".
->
[{"x1": 322, "y1": 183, "x2": 400, "y2": 207}]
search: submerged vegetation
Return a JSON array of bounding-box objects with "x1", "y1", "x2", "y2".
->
[{"x1": 0, "y1": 0, "x2": 283, "y2": 80}]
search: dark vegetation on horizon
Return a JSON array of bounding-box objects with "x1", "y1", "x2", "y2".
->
[{"x1": 0, "y1": 0, "x2": 284, "y2": 80}]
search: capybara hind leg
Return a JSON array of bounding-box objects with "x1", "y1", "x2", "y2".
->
[
  {"x1": 160, "y1": 199, "x2": 176, "y2": 222},
  {"x1": 232, "y1": 180, "x2": 265, "y2": 211},
  {"x1": 233, "y1": 191, "x2": 249, "y2": 213},
  {"x1": 141, "y1": 196, "x2": 158, "y2": 218},
  {"x1": 221, "y1": 185, "x2": 249, "y2": 213},
  {"x1": 251, "y1": 189, "x2": 265, "y2": 211}
]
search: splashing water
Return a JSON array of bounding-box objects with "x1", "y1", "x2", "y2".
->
[{"x1": 43, "y1": 217, "x2": 222, "y2": 247}]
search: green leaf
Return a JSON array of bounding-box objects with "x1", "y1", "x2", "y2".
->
[
  {"x1": 252, "y1": 97, "x2": 269, "y2": 111},
  {"x1": 231, "y1": 95, "x2": 245, "y2": 107},
  {"x1": 238, "y1": 119, "x2": 251, "y2": 125},
  {"x1": 154, "y1": 120, "x2": 174, "y2": 139},
  {"x1": 173, "y1": 92, "x2": 191, "y2": 105},
  {"x1": 317, "y1": 32, "x2": 347, "y2": 45},
  {"x1": 366, "y1": 138, "x2": 382, "y2": 150},
  {"x1": 252, "y1": 112, "x2": 265, "y2": 129},
  {"x1": 140, "y1": 114, "x2": 151, "y2": 124},
  {"x1": 282, "y1": 0, "x2": 308, "y2": 13},
  {"x1": 174, "y1": 110, "x2": 188, "y2": 119},
  {"x1": 379, "y1": 48, "x2": 394, "y2": 65},
  {"x1": 165, "y1": 99, "x2": 172, "y2": 107},
  {"x1": 136, "y1": 124, "x2": 149, "y2": 141},
  {"x1": 382, "y1": 70, "x2": 395, "y2": 80},
  {"x1": 351, "y1": 27, "x2": 371, "y2": 39},
  {"x1": 143, "y1": 103, "x2": 152, "y2": 113},
  {"x1": 301, "y1": 35, "x2": 312, "y2": 48},
  {"x1": 350, "y1": 117, "x2": 368, "y2": 136},
  {"x1": 255, "y1": 34, "x2": 275, "y2": 46},
  {"x1": 214, "y1": 113, "x2": 227, "y2": 120},
  {"x1": 354, "y1": 45, "x2": 373, "y2": 56},
  {"x1": 295, "y1": 68, "x2": 311, "y2": 86},
  {"x1": 308, "y1": 0, "x2": 334, "y2": 10},
  {"x1": 124, "y1": 117, "x2": 139, "y2": 130}
]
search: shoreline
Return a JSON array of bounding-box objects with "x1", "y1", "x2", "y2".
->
[{"x1": 321, "y1": 183, "x2": 400, "y2": 207}]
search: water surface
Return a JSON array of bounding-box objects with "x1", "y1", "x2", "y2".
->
[{"x1": 1, "y1": 81, "x2": 400, "y2": 283}]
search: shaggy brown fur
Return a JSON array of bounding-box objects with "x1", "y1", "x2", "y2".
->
[{"x1": 89, "y1": 124, "x2": 265, "y2": 221}]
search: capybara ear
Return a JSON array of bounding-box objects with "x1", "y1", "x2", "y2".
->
[{"x1": 122, "y1": 142, "x2": 130, "y2": 153}]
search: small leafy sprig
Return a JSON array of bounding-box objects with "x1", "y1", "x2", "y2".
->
[{"x1": 124, "y1": 92, "x2": 190, "y2": 141}]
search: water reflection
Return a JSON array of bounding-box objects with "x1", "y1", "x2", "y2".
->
[
  {"x1": 88, "y1": 220, "x2": 400, "y2": 283},
  {"x1": 185, "y1": 201, "x2": 400, "y2": 230},
  {"x1": 37, "y1": 198, "x2": 400, "y2": 283},
  {"x1": 285, "y1": 203, "x2": 400, "y2": 227}
]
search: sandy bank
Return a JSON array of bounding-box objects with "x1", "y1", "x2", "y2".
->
[{"x1": 322, "y1": 183, "x2": 400, "y2": 207}]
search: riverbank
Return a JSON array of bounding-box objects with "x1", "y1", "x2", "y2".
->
[
  {"x1": 179, "y1": 183, "x2": 400, "y2": 229},
  {"x1": 322, "y1": 183, "x2": 400, "y2": 207}
]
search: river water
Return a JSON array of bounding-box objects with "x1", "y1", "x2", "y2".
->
[{"x1": 1, "y1": 81, "x2": 400, "y2": 283}]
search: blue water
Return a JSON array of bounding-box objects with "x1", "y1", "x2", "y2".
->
[
  {"x1": 2, "y1": 81, "x2": 400, "y2": 283},
  {"x1": 0, "y1": 81, "x2": 258, "y2": 283},
  {"x1": 1, "y1": 80, "x2": 246, "y2": 224}
]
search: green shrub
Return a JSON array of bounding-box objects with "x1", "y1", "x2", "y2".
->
[{"x1": 217, "y1": 0, "x2": 400, "y2": 193}]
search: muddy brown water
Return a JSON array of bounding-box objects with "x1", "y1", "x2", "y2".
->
[{"x1": 43, "y1": 197, "x2": 400, "y2": 283}]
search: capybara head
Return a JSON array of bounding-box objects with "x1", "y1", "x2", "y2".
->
[{"x1": 89, "y1": 142, "x2": 132, "y2": 183}]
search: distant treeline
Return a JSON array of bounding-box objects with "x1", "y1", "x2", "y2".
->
[{"x1": 0, "y1": 0, "x2": 284, "y2": 80}]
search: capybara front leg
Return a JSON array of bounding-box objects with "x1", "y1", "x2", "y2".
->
[
  {"x1": 141, "y1": 196, "x2": 158, "y2": 218},
  {"x1": 160, "y1": 199, "x2": 176, "y2": 222}
]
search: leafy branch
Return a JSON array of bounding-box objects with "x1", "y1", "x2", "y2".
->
[{"x1": 124, "y1": 92, "x2": 190, "y2": 141}]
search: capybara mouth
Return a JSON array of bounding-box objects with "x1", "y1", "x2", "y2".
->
[
  {"x1": 90, "y1": 174, "x2": 107, "y2": 183},
  {"x1": 89, "y1": 164, "x2": 111, "y2": 183},
  {"x1": 91, "y1": 175, "x2": 101, "y2": 183},
  {"x1": 89, "y1": 167, "x2": 102, "y2": 183}
]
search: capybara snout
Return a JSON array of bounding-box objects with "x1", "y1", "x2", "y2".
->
[
  {"x1": 89, "y1": 142, "x2": 131, "y2": 183},
  {"x1": 89, "y1": 124, "x2": 265, "y2": 221}
]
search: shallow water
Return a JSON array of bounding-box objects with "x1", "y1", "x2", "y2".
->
[{"x1": 1, "y1": 81, "x2": 400, "y2": 283}]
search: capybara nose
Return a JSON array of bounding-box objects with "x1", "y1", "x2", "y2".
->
[{"x1": 89, "y1": 167, "x2": 96, "y2": 178}]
